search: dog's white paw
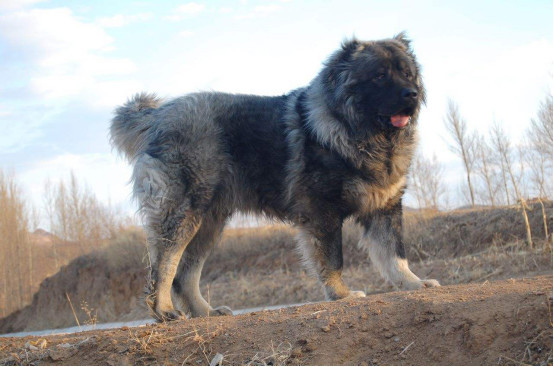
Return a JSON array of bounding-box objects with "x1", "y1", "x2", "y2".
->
[
  {"x1": 346, "y1": 290, "x2": 366, "y2": 299},
  {"x1": 421, "y1": 279, "x2": 441, "y2": 288},
  {"x1": 403, "y1": 278, "x2": 441, "y2": 290}
]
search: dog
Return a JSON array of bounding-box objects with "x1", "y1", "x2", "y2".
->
[{"x1": 110, "y1": 32, "x2": 440, "y2": 322}]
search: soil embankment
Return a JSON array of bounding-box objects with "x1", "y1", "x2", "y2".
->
[{"x1": 0, "y1": 276, "x2": 551, "y2": 366}]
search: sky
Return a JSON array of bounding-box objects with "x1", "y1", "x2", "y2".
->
[{"x1": 0, "y1": 0, "x2": 552, "y2": 226}]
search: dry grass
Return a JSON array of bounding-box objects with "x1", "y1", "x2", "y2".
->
[{"x1": 246, "y1": 341, "x2": 294, "y2": 366}]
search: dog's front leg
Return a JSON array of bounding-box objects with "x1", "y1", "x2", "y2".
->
[
  {"x1": 297, "y1": 222, "x2": 366, "y2": 301},
  {"x1": 359, "y1": 200, "x2": 440, "y2": 290}
]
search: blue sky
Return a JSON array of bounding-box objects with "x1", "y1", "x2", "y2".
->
[{"x1": 0, "y1": 0, "x2": 552, "y2": 223}]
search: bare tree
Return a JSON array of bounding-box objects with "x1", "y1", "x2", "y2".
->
[
  {"x1": 43, "y1": 179, "x2": 60, "y2": 268},
  {"x1": 43, "y1": 172, "x2": 125, "y2": 252},
  {"x1": 527, "y1": 94, "x2": 553, "y2": 160},
  {"x1": 525, "y1": 94, "x2": 553, "y2": 199},
  {"x1": 474, "y1": 134, "x2": 497, "y2": 206},
  {"x1": 524, "y1": 94, "x2": 553, "y2": 242},
  {"x1": 409, "y1": 151, "x2": 446, "y2": 210},
  {"x1": 443, "y1": 99, "x2": 477, "y2": 207},
  {"x1": 490, "y1": 122, "x2": 533, "y2": 247},
  {"x1": 0, "y1": 170, "x2": 32, "y2": 317}
]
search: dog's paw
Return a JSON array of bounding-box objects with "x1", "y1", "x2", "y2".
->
[
  {"x1": 403, "y1": 278, "x2": 441, "y2": 290},
  {"x1": 421, "y1": 279, "x2": 441, "y2": 288},
  {"x1": 210, "y1": 306, "x2": 233, "y2": 316},
  {"x1": 154, "y1": 309, "x2": 186, "y2": 323},
  {"x1": 346, "y1": 290, "x2": 366, "y2": 299}
]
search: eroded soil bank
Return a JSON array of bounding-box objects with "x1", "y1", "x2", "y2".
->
[{"x1": 0, "y1": 276, "x2": 552, "y2": 366}]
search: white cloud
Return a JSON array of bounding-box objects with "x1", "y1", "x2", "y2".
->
[
  {"x1": 176, "y1": 2, "x2": 205, "y2": 14},
  {"x1": 165, "y1": 2, "x2": 205, "y2": 21},
  {"x1": 96, "y1": 13, "x2": 153, "y2": 28},
  {"x1": 0, "y1": 105, "x2": 44, "y2": 152},
  {"x1": 253, "y1": 4, "x2": 280, "y2": 15},
  {"x1": 87, "y1": 79, "x2": 144, "y2": 108},
  {"x1": 235, "y1": 4, "x2": 281, "y2": 20},
  {"x1": 178, "y1": 29, "x2": 194, "y2": 38},
  {"x1": 0, "y1": 7, "x2": 139, "y2": 103},
  {"x1": 0, "y1": 0, "x2": 47, "y2": 11},
  {"x1": 0, "y1": 8, "x2": 112, "y2": 54}
]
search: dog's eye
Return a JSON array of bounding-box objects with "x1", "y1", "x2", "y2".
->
[
  {"x1": 404, "y1": 72, "x2": 412, "y2": 79},
  {"x1": 373, "y1": 73, "x2": 386, "y2": 82}
]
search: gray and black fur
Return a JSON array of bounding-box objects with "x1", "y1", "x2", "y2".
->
[{"x1": 110, "y1": 33, "x2": 440, "y2": 322}]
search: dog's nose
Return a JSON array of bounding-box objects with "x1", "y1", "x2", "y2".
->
[{"x1": 401, "y1": 88, "x2": 418, "y2": 99}]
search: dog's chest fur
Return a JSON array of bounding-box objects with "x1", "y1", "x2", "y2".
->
[{"x1": 343, "y1": 132, "x2": 415, "y2": 214}]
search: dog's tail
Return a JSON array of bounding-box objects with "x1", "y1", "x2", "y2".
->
[{"x1": 110, "y1": 92, "x2": 162, "y2": 161}]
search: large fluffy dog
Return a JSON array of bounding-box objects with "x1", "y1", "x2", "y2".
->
[{"x1": 110, "y1": 33, "x2": 440, "y2": 322}]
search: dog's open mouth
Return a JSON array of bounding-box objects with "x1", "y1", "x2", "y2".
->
[{"x1": 378, "y1": 108, "x2": 413, "y2": 128}]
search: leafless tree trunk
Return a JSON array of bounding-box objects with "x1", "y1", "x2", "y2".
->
[
  {"x1": 527, "y1": 94, "x2": 553, "y2": 159},
  {"x1": 68, "y1": 172, "x2": 86, "y2": 254},
  {"x1": 498, "y1": 155, "x2": 511, "y2": 205},
  {"x1": 525, "y1": 94, "x2": 553, "y2": 199},
  {"x1": 490, "y1": 122, "x2": 533, "y2": 247},
  {"x1": 409, "y1": 154, "x2": 425, "y2": 209},
  {"x1": 0, "y1": 170, "x2": 32, "y2": 313},
  {"x1": 443, "y1": 99, "x2": 477, "y2": 207},
  {"x1": 409, "y1": 151, "x2": 446, "y2": 210},
  {"x1": 538, "y1": 198, "x2": 549, "y2": 242},
  {"x1": 43, "y1": 172, "x2": 124, "y2": 252},
  {"x1": 475, "y1": 134, "x2": 496, "y2": 206},
  {"x1": 43, "y1": 179, "x2": 60, "y2": 269}
]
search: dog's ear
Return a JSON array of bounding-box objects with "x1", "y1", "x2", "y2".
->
[
  {"x1": 325, "y1": 38, "x2": 358, "y2": 74},
  {"x1": 341, "y1": 38, "x2": 360, "y2": 53},
  {"x1": 393, "y1": 31, "x2": 411, "y2": 49}
]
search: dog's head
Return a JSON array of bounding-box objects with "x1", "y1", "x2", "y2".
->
[{"x1": 319, "y1": 32, "x2": 425, "y2": 136}]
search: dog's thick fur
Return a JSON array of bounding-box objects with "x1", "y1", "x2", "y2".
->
[{"x1": 110, "y1": 33, "x2": 440, "y2": 322}]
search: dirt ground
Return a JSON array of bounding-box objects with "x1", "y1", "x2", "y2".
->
[{"x1": 0, "y1": 276, "x2": 551, "y2": 366}]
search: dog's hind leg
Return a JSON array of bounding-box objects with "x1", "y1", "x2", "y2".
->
[
  {"x1": 171, "y1": 210, "x2": 233, "y2": 318},
  {"x1": 134, "y1": 154, "x2": 209, "y2": 322},
  {"x1": 145, "y1": 211, "x2": 203, "y2": 322},
  {"x1": 358, "y1": 199, "x2": 440, "y2": 290}
]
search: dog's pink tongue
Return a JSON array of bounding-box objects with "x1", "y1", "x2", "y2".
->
[{"x1": 390, "y1": 115, "x2": 410, "y2": 128}]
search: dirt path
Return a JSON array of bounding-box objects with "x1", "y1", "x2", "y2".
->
[{"x1": 0, "y1": 276, "x2": 551, "y2": 366}]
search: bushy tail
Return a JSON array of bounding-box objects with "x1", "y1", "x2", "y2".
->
[{"x1": 110, "y1": 92, "x2": 162, "y2": 161}]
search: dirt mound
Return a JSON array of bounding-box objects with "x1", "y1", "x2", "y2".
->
[
  {"x1": 0, "y1": 230, "x2": 148, "y2": 333},
  {"x1": 0, "y1": 254, "x2": 146, "y2": 334},
  {"x1": 0, "y1": 229, "x2": 86, "y2": 319},
  {"x1": 1, "y1": 276, "x2": 551, "y2": 366}
]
